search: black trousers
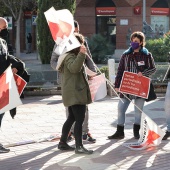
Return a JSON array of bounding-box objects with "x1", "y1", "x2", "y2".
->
[{"x1": 60, "y1": 104, "x2": 86, "y2": 147}]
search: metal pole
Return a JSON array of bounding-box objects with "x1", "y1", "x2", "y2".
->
[{"x1": 143, "y1": 0, "x2": 146, "y2": 22}]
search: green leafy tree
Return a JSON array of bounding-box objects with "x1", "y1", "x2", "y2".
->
[
  {"x1": 0, "y1": 0, "x2": 37, "y2": 57},
  {"x1": 0, "y1": 2, "x2": 10, "y2": 16},
  {"x1": 37, "y1": 0, "x2": 76, "y2": 64},
  {"x1": 88, "y1": 34, "x2": 115, "y2": 64}
]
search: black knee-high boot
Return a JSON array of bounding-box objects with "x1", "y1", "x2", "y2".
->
[{"x1": 133, "y1": 124, "x2": 140, "y2": 139}]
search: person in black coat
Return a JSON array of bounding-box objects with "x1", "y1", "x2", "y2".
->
[
  {"x1": 0, "y1": 17, "x2": 25, "y2": 153},
  {"x1": 26, "y1": 33, "x2": 32, "y2": 53}
]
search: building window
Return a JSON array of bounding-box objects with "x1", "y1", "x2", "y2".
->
[
  {"x1": 96, "y1": 0, "x2": 116, "y2": 47},
  {"x1": 151, "y1": 0, "x2": 169, "y2": 37}
]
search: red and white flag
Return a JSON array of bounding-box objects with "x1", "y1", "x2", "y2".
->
[
  {"x1": 44, "y1": 7, "x2": 80, "y2": 55},
  {"x1": 14, "y1": 74, "x2": 27, "y2": 96},
  {"x1": 0, "y1": 66, "x2": 22, "y2": 114},
  {"x1": 123, "y1": 112, "x2": 165, "y2": 150}
]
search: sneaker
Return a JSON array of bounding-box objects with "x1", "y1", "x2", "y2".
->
[
  {"x1": 67, "y1": 132, "x2": 74, "y2": 142},
  {"x1": 162, "y1": 131, "x2": 170, "y2": 140},
  {"x1": 83, "y1": 133, "x2": 96, "y2": 143},
  {"x1": 58, "y1": 142, "x2": 75, "y2": 151},
  {"x1": 0, "y1": 145, "x2": 10, "y2": 153}
]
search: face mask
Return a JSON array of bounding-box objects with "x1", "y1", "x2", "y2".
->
[
  {"x1": 0, "y1": 28, "x2": 8, "y2": 40},
  {"x1": 131, "y1": 42, "x2": 140, "y2": 50}
]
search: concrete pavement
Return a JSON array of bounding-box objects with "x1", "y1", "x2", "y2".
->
[
  {"x1": 0, "y1": 52, "x2": 170, "y2": 170},
  {"x1": 0, "y1": 94, "x2": 170, "y2": 170}
]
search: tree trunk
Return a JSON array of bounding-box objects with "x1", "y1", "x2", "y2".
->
[{"x1": 15, "y1": 19, "x2": 21, "y2": 58}]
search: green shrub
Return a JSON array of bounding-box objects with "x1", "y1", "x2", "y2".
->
[
  {"x1": 146, "y1": 35, "x2": 170, "y2": 62},
  {"x1": 87, "y1": 34, "x2": 115, "y2": 64},
  {"x1": 99, "y1": 66, "x2": 109, "y2": 79}
]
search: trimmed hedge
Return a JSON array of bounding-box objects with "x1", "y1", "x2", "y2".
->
[{"x1": 145, "y1": 34, "x2": 170, "y2": 62}]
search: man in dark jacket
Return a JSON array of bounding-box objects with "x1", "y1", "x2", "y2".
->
[
  {"x1": 26, "y1": 33, "x2": 32, "y2": 54},
  {"x1": 0, "y1": 17, "x2": 25, "y2": 153}
]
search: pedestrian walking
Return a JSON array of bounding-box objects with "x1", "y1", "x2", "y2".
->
[{"x1": 26, "y1": 33, "x2": 32, "y2": 53}]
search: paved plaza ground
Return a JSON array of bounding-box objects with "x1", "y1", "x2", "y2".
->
[{"x1": 0, "y1": 94, "x2": 170, "y2": 170}]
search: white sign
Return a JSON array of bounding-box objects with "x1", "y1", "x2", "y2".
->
[
  {"x1": 44, "y1": 7, "x2": 77, "y2": 55},
  {"x1": 120, "y1": 19, "x2": 128, "y2": 25},
  {"x1": 4, "y1": 16, "x2": 12, "y2": 30},
  {"x1": 32, "y1": 15, "x2": 37, "y2": 25}
]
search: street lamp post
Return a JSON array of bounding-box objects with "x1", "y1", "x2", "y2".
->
[{"x1": 143, "y1": 0, "x2": 146, "y2": 23}]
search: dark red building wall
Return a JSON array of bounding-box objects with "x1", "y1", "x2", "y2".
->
[{"x1": 75, "y1": 0, "x2": 160, "y2": 49}]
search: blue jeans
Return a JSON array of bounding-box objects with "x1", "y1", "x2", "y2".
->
[
  {"x1": 165, "y1": 82, "x2": 170, "y2": 131},
  {"x1": 117, "y1": 97, "x2": 145, "y2": 126}
]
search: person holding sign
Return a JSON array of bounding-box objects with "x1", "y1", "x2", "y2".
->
[
  {"x1": 51, "y1": 20, "x2": 97, "y2": 143},
  {"x1": 56, "y1": 33, "x2": 93, "y2": 154},
  {"x1": 0, "y1": 17, "x2": 25, "y2": 153},
  {"x1": 108, "y1": 31, "x2": 156, "y2": 140}
]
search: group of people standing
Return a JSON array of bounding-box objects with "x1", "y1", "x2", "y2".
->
[
  {"x1": 0, "y1": 17, "x2": 170, "y2": 154},
  {"x1": 50, "y1": 20, "x2": 169, "y2": 155}
]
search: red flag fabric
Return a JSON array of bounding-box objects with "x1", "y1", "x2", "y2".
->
[
  {"x1": 123, "y1": 112, "x2": 165, "y2": 150},
  {"x1": 14, "y1": 74, "x2": 27, "y2": 96},
  {"x1": 44, "y1": 7, "x2": 80, "y2": 55},
  {"x1": 48, "y1": 20, "x2": 72, "y2": 41},
  {"x1": 0, "y1": 66, "x2": 22, "y2": 114}
]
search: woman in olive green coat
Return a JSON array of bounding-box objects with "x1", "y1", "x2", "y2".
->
[{"x1": 57, "y1": 33, "x2": 93, "y2": 154}]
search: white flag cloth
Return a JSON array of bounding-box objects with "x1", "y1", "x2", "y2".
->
[
  {"x1": 57, "y1": 34, "x2": 81, "y2": 55},
  {"x1": 123, "y1": 112, "x2": 165, "y2": 150},
  {"x1": 44, "y1": 7, "x2": 80, "y2": 55},
  {"x1": 0, "y1": 66, "x2": 22, "y2": 114}
]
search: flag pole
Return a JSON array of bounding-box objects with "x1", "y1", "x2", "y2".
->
[{"x1": 86, "y1": 53, "x2": 145, "y2": 112}]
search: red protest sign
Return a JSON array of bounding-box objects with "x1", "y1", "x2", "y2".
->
[
  {"x1": 88, "y1": 74, "x2": 107, "y2": 102},
  {"x1": 119, "y1": 71, "x2": 150, "y2": 99}
]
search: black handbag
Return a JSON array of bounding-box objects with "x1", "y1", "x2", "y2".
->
[
  {"x1": 167, "y1": 69, "x2": 170, "y2": 79},
  {"x1": 22, "y1": 70, "x2": 30, "y2": 82},
  {"x1": 145, "y1": 82, "x2": 157, "y2": 102}
]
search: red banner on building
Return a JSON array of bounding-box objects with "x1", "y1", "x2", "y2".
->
[
  {"x1": 151, "y1": 8, "x2": 169, "y2": 15},
  {"x1": 134, "y1": 7, "x2": 141, "y2": 15},
  {"x1": 119, "y1": 71, "x2": 150, "y2": 99},
  {"x1": 96, "y1": 7, "x2": 116, "y2": 15}
]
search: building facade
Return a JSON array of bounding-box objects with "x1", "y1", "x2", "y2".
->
[
  {"x1": 75, "y1": 0, "x2": 170, "y2": 51},
  {"x1": 7, "y1": 0, "x2": 170, "y2": 53}
]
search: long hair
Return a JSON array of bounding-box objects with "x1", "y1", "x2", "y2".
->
[{"x1": 69, "y1": 33, "x2": 84, "y2": 55}]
